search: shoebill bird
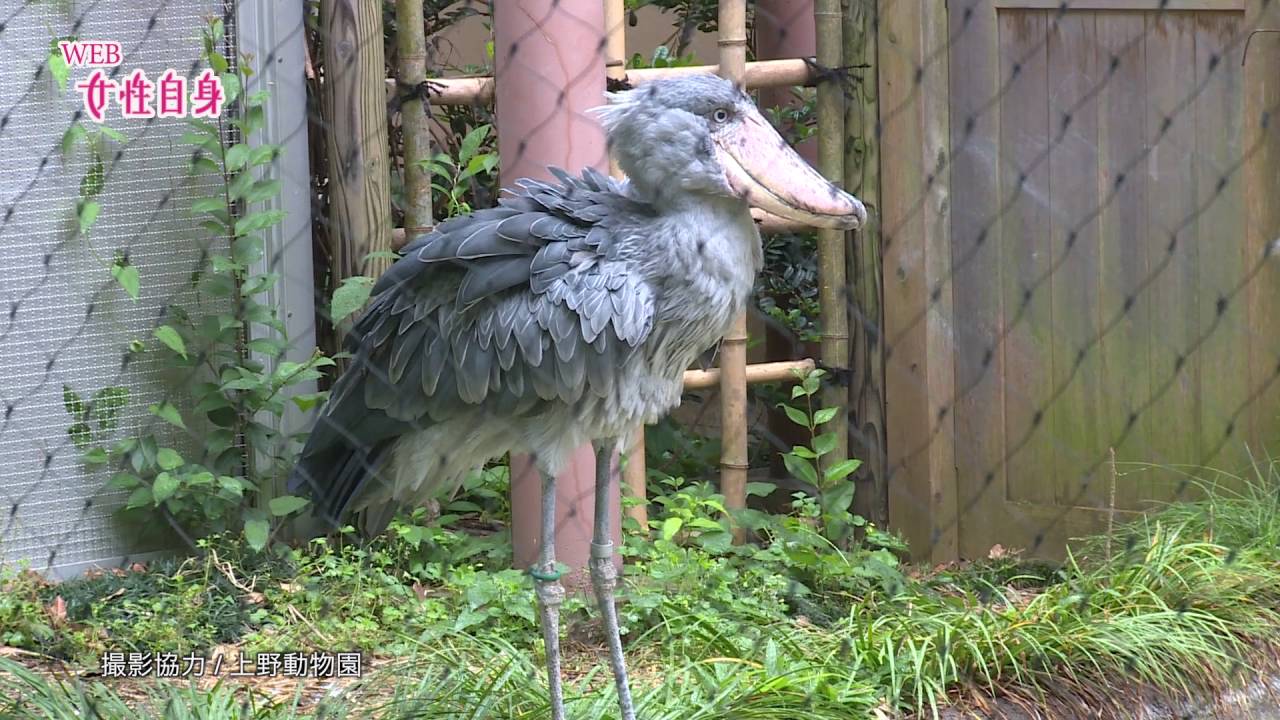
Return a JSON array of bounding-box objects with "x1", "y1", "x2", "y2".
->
[{"x1": 288, "y1": 74, "x2": 866, "y2": 720}]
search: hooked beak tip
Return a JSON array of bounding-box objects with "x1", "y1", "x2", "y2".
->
[{"x1": 717, "y1": 110, "x2": 870, "y2": 231}]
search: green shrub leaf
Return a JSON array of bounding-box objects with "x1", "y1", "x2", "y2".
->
[
  {"x1": 268, "y1": 495, "x2": 309, "y2": 517},
  {"x1": 153, "y1": 325, "x2": 187, "y2": 359},
  {"x1": 152, "y1": 472, "x2": 179, "y2": 503},
  {"x1": 660, "y1": 516, "x2": 684, "y2": 541},
  {"x1": 330, "y1": 275, "x2": 375, "y2": 324}
]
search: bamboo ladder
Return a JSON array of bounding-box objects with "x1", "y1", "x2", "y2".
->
[{"x1": 378, "y1": 0, "x2": 853, "y2": 539}]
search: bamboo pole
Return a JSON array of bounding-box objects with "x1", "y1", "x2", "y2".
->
[
  {"x1": 321, "y1": 0, "x2": 393, "y2": 341},
  {"x1": 684, "y1": 359, "x2": 816, "y2": 391},
  {"x1": 814, "y1": 0, "x2": 850, "y2": 482},
  {"x1": 842, "y1": 0, "x2": 886, "y2": 527},
  {"x1": 718, "y1": 0, "x2": 749, "y2": 544},
  {"x1": 395, "y1": 0, "x2": 433, "y2": 239},
  {"x1": 381, "y1": 58, "x2": 819, "y2": 105}
]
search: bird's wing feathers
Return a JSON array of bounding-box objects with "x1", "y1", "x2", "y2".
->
[
  {"x1": 290, "y1": 168, "x2": 651, "y2": 525},
  {"x1": 336, "y1": 168, "x2": 655, "y2": 426}
]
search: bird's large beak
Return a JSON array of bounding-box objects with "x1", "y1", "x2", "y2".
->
[{"x1": 715, "y1": 106, "x2": 867, "y2": 230}]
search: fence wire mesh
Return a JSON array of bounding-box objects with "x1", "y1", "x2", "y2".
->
[{"x1": 1, "y1": 0, "x2": 1279, "y2": 714}]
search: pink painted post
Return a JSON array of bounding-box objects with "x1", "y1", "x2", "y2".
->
[
  {"x1": 492, "y1": 0, "x2": 619, "y2": 581},
  {"x1": 755, "y1": 0, "x2": 817, "y2": 164}
]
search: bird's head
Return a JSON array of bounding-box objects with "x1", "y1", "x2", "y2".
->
[{"x1": 593, "y1": 74, "x2": 867, "y2": 230}]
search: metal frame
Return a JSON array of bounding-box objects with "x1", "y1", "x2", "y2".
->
[{"x1": 237, "y1": 0, "x2": 317, "y2": 499}]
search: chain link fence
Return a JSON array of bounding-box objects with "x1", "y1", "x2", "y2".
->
[{"x1": 0, "y1": 2, "x2": 1278, "y2": 701}]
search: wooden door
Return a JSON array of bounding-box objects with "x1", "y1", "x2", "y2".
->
[{"x1": 945, "y1": 0, "x2": 1280, "y2": 559}]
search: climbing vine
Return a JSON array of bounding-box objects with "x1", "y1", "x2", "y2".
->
[{"x1": 70, "y1": 17, "x2": 324, "y2": 551}]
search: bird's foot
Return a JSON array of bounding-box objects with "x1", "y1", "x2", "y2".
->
[{"x1": 589, "y1": 542, "x2": 636, "y2": 720}]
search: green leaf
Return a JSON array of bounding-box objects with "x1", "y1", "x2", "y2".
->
[
  {"x1": 330, "y1": 275, "x2": 375, "y2": 324},
  {"x1": 199, "y1": 219, "x2": 228, "y2": 236},
  {"x1": 91, "y1": 386, "x2": 129, "y2": 430},
  {"x1": 239, "y1": 106, "x2": 265, "y2": 136},
  {"x1": 823, "y1": 480, "x2": 856, "y2": 516},
  {"x1": 823, "y1": 458, "x2": 862, "y2": 484},
  {"x1": 191, "y1": 156, "x2": 221, "y2": 175},
  {"x1": 244, "y1": 516, "x2": 269, "y2": 551},
  {"x1": 790, "y1": 445, "x2": 818, "y2": 459},
  {"x1": 660, "y1": 516, "x2": 684, "y2": 541},
  {"x1": 234, "y1": 209, "x2": 285, "y2": 236},
  {"x1": 111, "y1": 263, "x2": 139, "y2": 299},
  {"x1": 153, "y1": 325, "x2": 187, "y2": 359},
  {"x1": 746, "y1": 481, "x2": 776, "y2": 497},
  {"x1": 782, "y1": 453, "x2": 818, "y2": 486},
  {"x1": 227, "y1": 169, "x2": 254, "y2": 200},
  {"x1": 268, "y1": 495, "x2": 309, "y2": 517},
  {"x1": 290, "y1": 392, "x2": 328, "y2": 412},
  {"x1": 60, "y1": 123, "x2": 86, "y2": 157},
  {"x1": 82, "y1": 447, "x2": 108, "y2": 465},
  {"x1": 249, "y1": 145, "x2": 277, "y2": 166},
  {"x1": 781, "y1": 404, "x2": 811, "y2": 428},
  {"x1": 67, "y1": 423, "x2": 93, "y2": 449},
  {"x1": 224, "y1": 143, "x2": 250, "y2": 172},
  {"x1": 192, "y1": 197, "x2": 226, "y2": 214},
  {"x1": 98, "y1": 125, "x2": 126, "y2": 143},
  {"x1": 246, "y1": 336, "x2": 285, "y2": 355},
  {"x1": 242, "y1": 179, "x2": 281, "y2": 205},
  {"x1": 791, "y1": 385, "x2": 807, "y2": 400},
  {"x1": 802, "y1": 371, "x2": 822, "y2": 395},
  {"x1": 79, "y1": 154, "x2": 104, "y2": 198},
  {"x1": 813, "y1": 407, "x2": 839, "y2": 425},
  {"x1": 458, "y1": 124, "x2": 491, "y2": 163},
  {"x1": 107, "y1": 472, "x2": 140, "y2": 490},
  {"x1": 206, "y1": 429, "x2": 236, "y2": 457},
  {"x1": 812, "y1": 432, "x2": 837, "y2": 457},
  {"x1": 232, "y1": 235, "x2": 264, "y2": 265},
  {"x1": 48, "y1": 50, "x2": 69, "y2": 91},
  {"x1": 151, "y1": 472, "x2": 179, "y2": 503},
  {"x1": 219, "y1": 73, "x2": 241, "y2": 104},
  {"x1": 148, "y1": 402, "x2": 186, "y2": 429},
  {"x1": 209, "y1": 51, "x2": 229, "y2": 74},
  {"x1": 62, "y1": 385, "x2": 84, "y2": 417},
  {"x1": 156, "y1": 448, "x2": 184, "y2": 471},
  {"x1": 126, "y1": 486, "x2": 153, "y2": 509},
  {"x1": 76, "y1": 201, "x2": 100, "y2": 234}
]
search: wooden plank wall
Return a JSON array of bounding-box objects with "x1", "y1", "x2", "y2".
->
[
  {"x1": 891, "y1": 0, "x2": 1280, "y2": 560},
  {"x1": 879, "y1": 0, "x2": 956, "y2": 561}
]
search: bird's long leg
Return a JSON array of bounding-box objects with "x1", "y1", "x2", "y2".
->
[
  {"x1": 533, "y1": 465, "x2": 566, "y2": 720},
  {"x1": 590, "y1": 439, "x2": 636, "y2": 720}
]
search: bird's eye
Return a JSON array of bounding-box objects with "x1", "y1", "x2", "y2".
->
[{"x1": 711, "y1": 108, "x2": 730, "y2": 123}]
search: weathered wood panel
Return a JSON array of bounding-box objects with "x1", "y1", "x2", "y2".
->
[
  {"x1": 320, "y1": 0, "x2": 393, "y2": 336},
  {"x1": 1144, "y1": 11, "x2": 1203, "y2": 502},
  {"x1": 999, "y1": 10, "x2": 1055, "y2": 509},
  {"x1": 1046, "y1": 12, "x2": 1107, "y2": 510},
  {"x1": 844, "y1": 0, "x2": 889, "y2": 528},
  {"x1": 928, "y1": 1, "x2": 1268, "y2": 560},
  {"x1": 1194, "y1": 13, "x2": 1247, "y2": 480},
  {"x1": 949, "y1": 0, "x2": 1007, "y2": 559},
  {"x1": 1244, "y1": 0, "x2": 1280, "y2": 461},
  {"x1": 1096, "y1": 13, "x2": 1150, "y2": 510},
  {"x1": 881, "y1": 0, "x2": 956, "y2": 561}
]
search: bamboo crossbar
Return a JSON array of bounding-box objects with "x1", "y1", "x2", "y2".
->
[
  {"x1": 383, "y1": 58, "x2": 816, "y2": 106},
  {"x1": 683, "y1": 359, "x2": 815, "y2": 391}
]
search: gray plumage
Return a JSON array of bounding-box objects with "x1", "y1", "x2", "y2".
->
[
  {"x1": 288, "y1": 73, "x2": 867, "y2": 720},
  {"x1": 288, "y1": 73, "x2": 864, "y2": 533}
]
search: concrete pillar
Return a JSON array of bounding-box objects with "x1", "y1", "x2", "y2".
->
[
  {"x1": 492, "y1": 0, "x2": 619, "y2": 583},
  {"x1": 755, "y1": 0, "x2": 818, "y2": 164}
]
